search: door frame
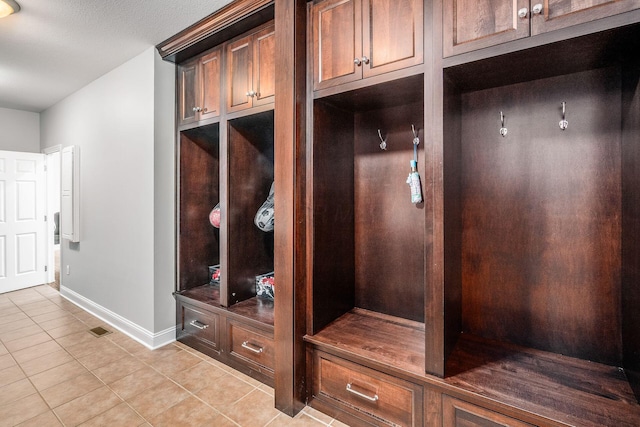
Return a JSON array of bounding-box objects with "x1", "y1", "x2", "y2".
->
[{"x1": 43, "y1": 145, "x2": 62, "y2": 286}]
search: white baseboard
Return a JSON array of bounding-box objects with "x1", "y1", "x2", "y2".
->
[{"x1": 60, "y1": 285, "x2": 176, "y2": 350}]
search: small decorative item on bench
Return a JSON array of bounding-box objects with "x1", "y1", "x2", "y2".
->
[
  {"x1": 208, "y1": 265, "x2": 221, "y2": 286},
  {"x1": 256, "y1": 271, "x2": 275, "y2": 300}
]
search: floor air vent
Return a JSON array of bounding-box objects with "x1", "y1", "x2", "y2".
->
[{"x1": 89, "y1": 326, "x2": 112, "y2": 337}]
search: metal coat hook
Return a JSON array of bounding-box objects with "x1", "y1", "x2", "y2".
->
[
  {"x1": 500, "y1": 111, "x2": 508, "y2": 137},
  {"x1": 559, "y1": 102, "x2": 568, "y2": 130},
  {"x1": 411, "y1": 125, "x2": 420, "y2": 146},
  {"x1": 377, "y1": 129, "x2": 387, "y2": 150}
]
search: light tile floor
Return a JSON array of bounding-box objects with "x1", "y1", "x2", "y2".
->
[{"x1": 0, "y1": 285, "x2": 348, "y2": 427}]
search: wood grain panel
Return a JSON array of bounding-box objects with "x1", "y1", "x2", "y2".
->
[
  {"x1": 254, "y1": 25, "x2": 276, "y2": 105},
  {"x1": 313, "y1": 0, "x2": 362, "y2": 89},
  {"x1": 227, "y1": 37, "x2": 253, "y2": 112},
  {"x1": 532, "y1": 0, "x2": 640, "y2": 35},
  {"x1": 311, "y1": 100, "x2": 356, "y2": 332},
  {"x1": 622, "y1": 59, "x2": 640, "y2": 401},
  {"x1": 178, "y1": 60, "x2": 198, "y2": 126},
  {"x1": 459, "y1": 67, "x2": 622, "y2": 364},
  {"x1": 179, "y1": 125, "x2": 220, "y2": 292},
  {"x1": 443, "y1": 395, "x2": 534, "y2": 427},
  {"x1": 313, "y1": 350, "x2": 423, "y2": 426},
  {"x1": 200, "y1": 49, "x2": 221, "y2": 120},
  {"x1": 363, "y1": 0, "x2": 423, "y2": 77},
  {"x1": 443, "y1": 0, "x2": 529, "y2": 57},
  {"x1": 353, "y1": 101, "x2": 425, "y2": 322},
  {"x1": 445, "y1": 335, "x2": 640, "y2": 426},
  {"x1": 227, "y1": 111, "x2": 274, "y2": 306}
]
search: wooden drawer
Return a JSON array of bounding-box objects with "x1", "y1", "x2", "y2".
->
[
  {"x1": 227, "y1": 320, "x2": 274, "y2": 374},
  {"x1": 312, "y1": 350, "x2": 423, "y2": 426},
  {"x1": 178, "y1": 301, "x2": 220, "y2": 354},
  {"x1": 443, "y1": 395, "x2": 535, "y2": 427}
]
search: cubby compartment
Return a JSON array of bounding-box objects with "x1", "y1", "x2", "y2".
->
[
  {"x1": 441, "y1": 25, "x2": 640, "y2": 423},
  {"x1": 178, "y1": 123, "x2": 221, "y2": 303},
  {"x1": 307, "y1": 75, "x2": 426, "y2": 365},
  {"x1": 226, "y1": 110, "x2": 275, "y2": 309}
]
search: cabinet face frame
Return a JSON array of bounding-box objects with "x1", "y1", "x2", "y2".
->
[{"x1": 443, "y1": 0, "x2": 530, "y2": 57}]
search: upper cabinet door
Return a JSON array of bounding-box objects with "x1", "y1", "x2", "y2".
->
[
  {"x1": 226, "y1": 23, "x2": 275, "y2": 113},
  {"x1": 443, "y1": 0, "x2": 530, "y2": 57},
  {"x1": 178, "y1": 60, "x2": 199, "y2": 126},
  {"x1": 313, "y1": 0, "x2": 363, "y2": 90},
  {"x1": 362, "y1": 0, "x2": 423, "y2": 78},
  {"x1": 253, "y1": 25, "x2": 276, "y2": 107},
  {"x1": 531, "y1": 0, "x2": 640, "y2": 35},
  {"x1": 200, "y1": 49, "x2": 222, "y2": 121},
  {"x1": 227, "y1": 36, "x2": 254, "y2": 113}
]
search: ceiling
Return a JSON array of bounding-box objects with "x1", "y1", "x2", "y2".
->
[{"x1": 0, "y1": 0, "x2": 233, "y2": 113}]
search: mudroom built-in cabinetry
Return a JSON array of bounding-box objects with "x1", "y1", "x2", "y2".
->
[
  {"x1": 159, "y1": 0, "x2": 640, "y2": 424},
  {"x1": 304, "y1": 0, "x2": 640, "y2": 425},
  {"x1": 162, "y1": 2, "x2": 279, "y2": 387}
]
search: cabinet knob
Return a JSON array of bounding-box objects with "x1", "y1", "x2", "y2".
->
[
  {"x1": 362, "y1": 56, "x2": 370, "y2": 65},
  {"x1": 517, "y1": 7, "x2": 528, "y2": 18},
  {"x1": 192, "y1": 107, "x2": 198, "y2": 112},
  {"x1": 354, "y1": 58, "x2": 362, "y2": 66},
  {"x1": 246, "y1": 90, "x2": 256, "y2": 97},
  {"x1": 532, "y1": 3, "x2": 543, "y2": 14}
]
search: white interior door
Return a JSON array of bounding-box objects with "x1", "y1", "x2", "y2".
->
[{"x1": 0, "y1": 150, "x2": 47, "y2": 293}]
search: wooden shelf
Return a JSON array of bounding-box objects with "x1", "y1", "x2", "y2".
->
[
  {"x1": 305, "y1": 308, "x2": 426, "y2": 378},
  {"x1": 305, "y1": 309, "x2": 640, "y2": 426},
  {"x1": 444, "y1": 334, "x2": 640, "y2": 427},
  {"x1": 179, "y1": 284, "x2": 221, "y2": 305},
  {"x1": 178, "y1": 284, "x2": 274, "y2": 327}
]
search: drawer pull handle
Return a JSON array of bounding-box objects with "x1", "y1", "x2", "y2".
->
[
  {"x1": 346, "y1": 383, "x2": 379, "y2": 402},
  {"x1": 189, "y1": 320, "x2": 208, "y2": 330},
  {"x1": 241, "y1": 341, "x2": 264, "y2": 354}
]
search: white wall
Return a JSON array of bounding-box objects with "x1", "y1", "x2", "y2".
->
[
  {"x1": 0, "y1": 107, "x2": 40, "y2": 152},
  {"x1": 153, "y1": 49, "x2": 177, "y2": 333},
  {"x1": 40, "y1": 47, "x2": 176, "y2": 347}
]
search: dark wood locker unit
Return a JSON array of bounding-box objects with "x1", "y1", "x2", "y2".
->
[
  {"x1": 177, "y1": 48, "x2": 222, "y2": 127},
  {"x1": 226, "y1": 23, "x2": 275, "y2": 114},
  {"x1": 159, "y1": 0, "x2": 306, "y2": 415},
  {"x1": 225, "y1": 111, "x2": 274, "y2": 307},
  {"x1": 443, "y1": 0, "x2": 640, "y2": 57},
  {"x1": 305, "y1": 0, "x2": 640, "y2": 424},
  {"x1": 162, "y1": 0, "x2": 640, "y2": 423},
  {"x1": 165, "y1": 4, "x2": 279, "y2": 388},
  {"x1": 305, "y1": 74, "x2": 428, "y2": 424},
  {"x1": 311, "y1": 0, "x2": 423, "y2": 91},
  {"x1": 435, "y1": 16, "x2": 640, "y2": 427}
]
